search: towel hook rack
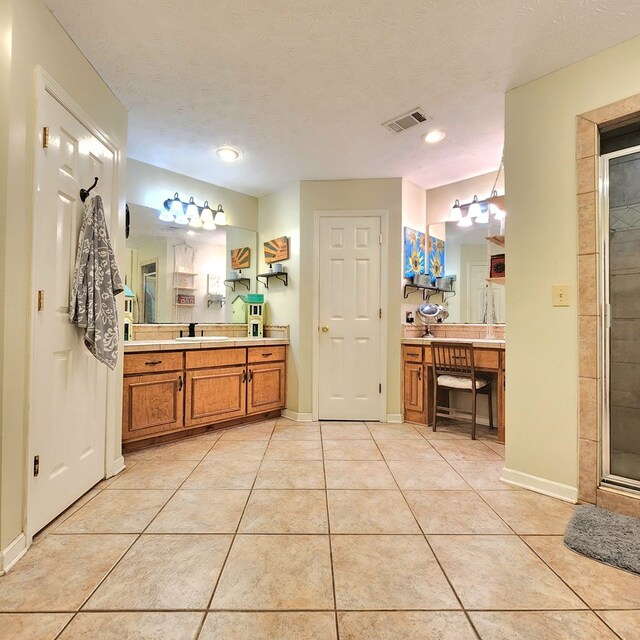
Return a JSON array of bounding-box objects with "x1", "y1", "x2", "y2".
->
[{"x1": 80, "y1": 176, "x2": 99, "y2": 202}]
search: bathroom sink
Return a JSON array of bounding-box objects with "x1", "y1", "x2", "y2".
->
[{"x1": 175, "y1": 336, "x2": 230, "y2": 342}]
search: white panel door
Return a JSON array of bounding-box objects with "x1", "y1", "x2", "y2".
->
[
  {"x1": 29, "y1": 90, "x2": 115, "y2": 534},
  {"x1": 468, "y1": 263, "x2": 505, "y2": 323},
  {"x1": 318, "y1": 216, "x2": 381, "y2": 420}
]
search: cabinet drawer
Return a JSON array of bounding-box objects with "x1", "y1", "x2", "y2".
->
[
  {"x1": 186, "y1": 348, "x2": 246, "y2": 370},
  {"x1": 423, "y1": 347, "x2": 500, "y2": 370},
  {"x1": 248, "y1": 346, "x2": 286, "y2": 363},
  {"x1": 403, "y1": 345, "x2": 423, "y2": 363},
  {"x1": 124, "y1": 352, "x2": 183, "y2": 375}
]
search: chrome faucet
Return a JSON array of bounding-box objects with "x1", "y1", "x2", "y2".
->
[{"x1": 188, "y1": 322, "x2": 198, "y2": 338}]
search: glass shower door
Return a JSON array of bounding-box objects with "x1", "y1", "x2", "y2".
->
[{"x1": 603, "y1": 146, "x2": 640, "y2": 490}]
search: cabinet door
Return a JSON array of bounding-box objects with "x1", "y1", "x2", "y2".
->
[
  {"x1": 403, "y1": 362, "x2": 426, "y2": 424},
  {"x1": 247, "y1": 362, "x2": 286, "y2": 414},
  {"x1": 122, "y1": 372, "x2": 184, "y2": 442},
  {"x1": 185, "y1": 366, "x2": 246, "y2": 427}
]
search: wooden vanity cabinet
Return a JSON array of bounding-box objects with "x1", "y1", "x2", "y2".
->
[
  {"x1": 123, "y1": 345, "x2": 287, "y2": 446},
  {"x1": 403, "y1": 346, "x2": 427, "y2": 425}
]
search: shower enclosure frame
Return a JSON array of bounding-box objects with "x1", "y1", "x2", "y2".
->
[{"x1": 599, "y1": 143, "x2": 640, "y2": 493}]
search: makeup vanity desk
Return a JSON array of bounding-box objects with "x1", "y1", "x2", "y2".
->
[{"x1": 401, "y1": 337, "x2": 506, "y2": 443}]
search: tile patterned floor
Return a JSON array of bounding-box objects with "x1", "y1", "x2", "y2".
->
[{"x1": 1, "y1": 418, "x2": 640, "y2": 639}]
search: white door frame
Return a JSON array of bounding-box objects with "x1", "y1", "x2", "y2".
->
[
  {"x1": 26, "y1": 67, "x2": 124, "y2": 543},
  {"x1": 312, "y1": 210, "x2": 388, "y2": 422}
]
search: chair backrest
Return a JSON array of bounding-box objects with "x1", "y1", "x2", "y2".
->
[{"x1": 430, "y1": 342, "x2": 476, "y2": 378}]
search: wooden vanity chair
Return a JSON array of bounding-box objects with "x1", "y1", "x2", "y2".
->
[{"x1": 430, "y1": 342, "x2": 493, "y2": 440}]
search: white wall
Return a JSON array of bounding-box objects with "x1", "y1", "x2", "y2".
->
[
  {"x1": 0, "y1": 0, "x2": 128, "y2": 558},
  {"x1": 505, "y1": 34, "x2": 640, "y2": 495},
  {"x1": 258, "y1": 183, "x2": 301, "y2": 412},
  {"x1": 401, "y1": 179, "x2": 427, "y2": 323}
]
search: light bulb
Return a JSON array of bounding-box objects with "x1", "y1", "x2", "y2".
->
[
  {"x1": 458, "y1": 213, "x2": 472, "y2": 227},
  {"x1": 468, "y1": 195, "x2": 481, "y2": 218},
  {"x1": 189, "y1": 214, "x2": 202, "y2": 228},
  {"x1": 491, "y1": 204, "x2": 506, "y2": 220},
  {"x1": 201, "y1": 202, "x2": 216, "y2": 230},
  {"x1": 174, "y1": 207, "x2": 189, "y2": 225},
  {"x1": 214, "y1": 205, "x2": 227, "y2": 226},
  {"x1": 169, "y1": 193, "x2": 183, "y2": 219},
  {"x1": 423, "y1": 130, "x2": 446, "y2": 144},
  {"x1": 185, "y1": 197, "x2": 199, "y2": 220},
  {"x1": 159, "y1": 209, "x2": 174, "y2": 222},
  {"x1": 449, "y1": 200, "x2": 462, "y2": 222},
  {"x1": 476, "y1": 205, "x2": 489, "y2": 224}
]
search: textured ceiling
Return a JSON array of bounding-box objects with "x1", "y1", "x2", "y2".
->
[{"x1": 44, "y1": 0, "x2": 640, "y2": 196}]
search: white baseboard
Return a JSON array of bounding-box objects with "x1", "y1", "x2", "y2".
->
[
  {"x1": 500, "y1": 467, "x2": 578, "y2": 504},
  {"x1": 386, "y1": 413, "x2": 403, "y2": 423},
  {"x1": 281, "y1": 409, "x2": 314, "y2": 422},
  {"x1": 106, "y1": 455, "x2": 125, "y2": 478},
  {"x1": 1, "y1": 532, "x2": 27, "y2": 575}
]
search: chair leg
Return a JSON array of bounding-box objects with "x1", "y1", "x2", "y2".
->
[
  {"x1": 487, "y1": 384, "x2": 494, "y2": 430},
  {"x1": 471, "y1": 390, "x2": 477, "y2": 440},
  {"x1": 432, "y1": 381, "x2": 438, "y2": 432}
]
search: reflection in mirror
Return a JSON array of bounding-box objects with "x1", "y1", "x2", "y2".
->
[
  {"x1": 125, "y1": 204, "x2": 257, "y2": 323},
  {"x1": 428, "y1": 221, "x2": 505, "y2": 324}
]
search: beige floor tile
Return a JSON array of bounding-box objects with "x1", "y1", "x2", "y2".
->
[
  {"x1": 217, "y1": 422, "x2": 276, "y2": 441},
  {"x1": 58, "y1": 612, "x2": 202, "y2": 639},
  {"x1": 321, "y1": 424, "x2": 371, "y2": 440},
  {"x1": 194, "y1": 429, "x2": 225, "y2": 442},
  {"x1": 53, "y1": 489, "x2": 172, "y2": 534},
  {"x1": 447, "y1": 460, "x2": 514, "y2": 491},
  {"x1": 37, "y1": 487, "x2": 104, "y2": 538},
  {"x1": 143, "y1": 438, "x2": 215, "y2": 461},
  {"x1": 263, "y1": 440, "x2": 323, "y2": 460},
  {"x1": 429, "y1": 439, "x2": 502, "y2": 461},
  {"x1": 0, "y1": 614, "x2": 72, "y2": 640},
  {"x1": 524, "y1": 535, "x2": 640, "y2": 609},
  {"x1": 322, "y1": 439, "x2": 382, "y2": 460},
  {"x1": 327, "y1": 490, "x2": 420, "y2": 533},
  {"x1": 482, "y1": 440, "x2": 505, "y2": 457},
  {"x1": 200, "y1": 611, "x2": 337, "y2": 639},
  {"x1": 146, "y1": 489, "x2": 250, "y2": 533},
  {"x1": 123, "y1": 447, "x2": 156, "y2": 464},
  {"x1": 376, "y1": 439, "x2": 442, "y2": 460},
  {"x1": 85, "y1": 534, "x2": 232, "y2": 610},
  {"x1": 108, "y1": 460, "x2": 198, "y2": 490},
  {"x1": 428, "y1": 535, "x2": 586, "y2": 610},
  {"x1": 387, "y1": 460, "x2": 470, "y2": 490},
  {"x1": 211, "y1": 535, "x2": 334, "y2": 610},
  {"x1": 368, "y1": 424, "x2": 424, "y2": 440},
  {"x1": 332, "y1": 535, "x2": 459, "y2": 610},
  {"x1": 469, "y1": 611, "x2": 619, "y2": 640},
  {"x1": 415, "y1": 424, "x2": 470, "y2": 440},
  {"x1": 272, "y1": 424, "x2": 321, "y2": 440},
  {"x1": 0, "y1": 534, "x2": 135, "y2": 612},
  {"x1": 405, "y1": 490, "x2": 511, "y2": 534},
  {"x1": 255, "y1": 460, "x2": 326, "y2": 489},
  {"x1": 182, "y1": 460, "x2": 261, "y2": 489},
  {"x1": 597, "y1": 610, "x2": 640, "y2": 640},
  {"x1": 325, "y1": 461, "x2": 396, "y2": 489},
  {"x1": 239, "y1": 490, "x2": 328, "y2": 533},
  {"x1": 205, "y1": 440, "x2": 268, "y2": 461},
  {"x1": 338, "y1": 611, "x2": 476, "y2": 640},
  {"x1": 479, "y1": 491, "x2": 575, "y2": 534}
]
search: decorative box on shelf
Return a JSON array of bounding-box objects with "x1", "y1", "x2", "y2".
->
[
  {"x1": 176, "y1": 293, "x2": 196, "y2": 306},
  {"x1": 175, "y1": 272, "x2": 196, "y2": 289}
]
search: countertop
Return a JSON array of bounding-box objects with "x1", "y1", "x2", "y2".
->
[
  {"x1": 124, "y1": 337, "x2": 289, "y2": 353},
  {"x1": 402, "y1": 337, "x2": 505, "y2": 349}
]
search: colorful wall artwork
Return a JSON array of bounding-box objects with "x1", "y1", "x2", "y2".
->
[
  {"x1": 264, "y1": 236, "x2": 289, "y2": 263},
  {"x1": 428, "y1": 236, "x2": 445, "y2": 281},
  {"x1": 231, "y1": 247, "x2": 251, "y2": 270},
  {"x1": 404, "y1": 227, "x2": 426, "y2": 278}
]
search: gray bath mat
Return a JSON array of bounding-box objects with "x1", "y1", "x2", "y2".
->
[{"x1": 564, "y1": 504, "x2": 640, "y2": 575}]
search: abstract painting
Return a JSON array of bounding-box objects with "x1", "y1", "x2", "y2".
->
[
  {"x1": 264, "y1": 236, "x2": 289, "y2": 263},
  {"x1": 404, "y1": 227, "x2": 426, "y2": 278},
  {"x1": 231, "y1": 247, "x2": 251, "y2": 270}
]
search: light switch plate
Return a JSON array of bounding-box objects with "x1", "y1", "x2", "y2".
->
[{"x1": 552, "y1": 284, "x2": 570, "y2": 307}]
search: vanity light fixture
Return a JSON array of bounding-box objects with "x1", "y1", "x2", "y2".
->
[
  {"x1": 468, "y1": 195, "x2": 481, "y2": 219},
  {"x1": 449, "y1": 199, "x2": 462, "y2": 221},
  {"x1": 216, "y1": 147, "x2": 240, "y2": 162},
  {"x1": 458, "y1": 211, "x2": 473, "y2": 227},
  {"x1": 161, "y1": 193, "x2": 227, "y2": 231},
  {"x1": 448, "y1": 191, "x2": 507, "y2": 226},
  {"x1": 423, "y1": 130, "x2": 446, "y2": 144}
]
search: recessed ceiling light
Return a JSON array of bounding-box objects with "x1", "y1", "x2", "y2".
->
[
  {"x1": 423, "y1": 130, "x2": 446, "y2": 144},
  {"x1": 216, "y1": 147, "x2": 240, "y2": 162}
]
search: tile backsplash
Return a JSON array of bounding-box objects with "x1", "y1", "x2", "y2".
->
[
  {"x1": 131, "y1": 324, "x2": 289, "y2": 341},
  {"x1": 403, "y1": 323, "x2": 505, "y2": 340}
]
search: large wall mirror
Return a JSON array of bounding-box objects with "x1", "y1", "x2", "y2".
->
[
  {"x1": 125, "y1": 203, "x2": 257, "y2": 324},
  {"x1": 428, "y1": 221, "x2": 505, "y2": 324}
]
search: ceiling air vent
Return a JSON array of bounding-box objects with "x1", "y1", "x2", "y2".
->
[{"x1": 382, "y1": 108, "x2": 431, "y2": 134}]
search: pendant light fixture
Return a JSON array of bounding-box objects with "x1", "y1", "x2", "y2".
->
[{"x1": 160, "y1": 193, "x2": 227, "y2": 231}]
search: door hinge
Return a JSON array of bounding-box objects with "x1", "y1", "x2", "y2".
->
[
  {"x1": 379, "y1": 233, "x2": 383, "y2": 244},
  {"x1": 42, "y1": 127, "x2": 49, "y2": 149},
  {"x1": 379, "y1": 308, "x2": 382, "y2": 319},
  {"x1": 379, "y1": 383, "x2": 382, "y2": 394},
  {"x1": 37, "y1": 290, "x2": 45, "y2": 311},
  {"x1": 33, "y1": 455, "x2": 40, "y2": 477}
]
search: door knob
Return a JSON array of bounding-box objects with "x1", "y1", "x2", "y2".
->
[{"x1": 321, "y1": 325, "x2": 329, "y2": 333}]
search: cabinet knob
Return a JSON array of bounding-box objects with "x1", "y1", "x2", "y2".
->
[{"x1": 321, "y1": 326, "x2": 329, "y2": 333}]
